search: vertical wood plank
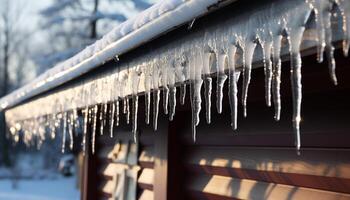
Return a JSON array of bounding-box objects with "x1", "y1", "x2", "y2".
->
[
  {"x1": 82, "y1": 121, "x2": 97, "y2": 200},
  {"x1": 153, "y1": 115, "x2": 168, "y2": 200}
]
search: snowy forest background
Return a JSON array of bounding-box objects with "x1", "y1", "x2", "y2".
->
[{"x1": 0, "y1": 0, "x2": 153, "y2": 198}]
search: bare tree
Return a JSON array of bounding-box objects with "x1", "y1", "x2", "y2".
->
[
  {"x1": 0, "y1": 0, "x2": 32, "y2": 167},
  {"x1": 35, "y1": 0, "x2": 151, "y2": 73}
]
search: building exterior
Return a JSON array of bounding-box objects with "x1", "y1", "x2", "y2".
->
[{"x1": 1, "y1": 0, "x2": 350, "y2": 199}]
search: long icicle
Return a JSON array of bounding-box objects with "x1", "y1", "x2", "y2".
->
[
  {"x1": 69, "y1": 112, "x2": 74, "y2": 150},
  {"x1": 61, "y1": 112, "x2": 67, "y2": 153},
  {"x1": 242, "y1": 40, "x2": 257, "y2": 118},
  {"x1": 109, "y1": 102, "x2": 115, "y2": 138},
  {"x1": 145, "y1": 91, "x2": 151, "y2": 124},
  {"x1": 180, "y1": 84, "x2": 186, "y2": 105},
  {"x1": 203, "y1": 75, "x2": 212, "y2": 124},
  {"x1": 272, "y1": 35, "x2": 283, "y2": 121},
  {"x1": 324, "y1": 3, "x2": 338, "y2": 85},
  {"x1": 99, "y1": 104, "x2": 105, "y2": 135},
  {"x1": 263, "y1": 41, "x2": 273, "y2": 107},
  {"x1": 153, "y1": 89, "x2": 160, "y2": 131},
  {"x1": 228, "y1": 45, "x2": 238, "y2": 130},
  {"x1": 115, "y1": 100, "x2": 120, "y2": 127},
  {"x1": 169, "y1": 86, "x2": 176, "y2": 121},
  {"x1": 289, "y1": 27, "x2": 305, "y2": 154},
  {"x1": 92, "y1": 105, "x2": 98, "y2": 154},
  {"x1": 132, "y1": 95, "x2": 139, "y2": 142},
  {"x1": 216, "y1": 53, "x2": 227, "y2": 114},
  {"x1": 163, "y1": 86, "x2": 169, "y2": 115},
  {"x1": 82, "y1": 107, "x2": 89, "y2": 155},
  {"x1": 126, "y1": 98, "x2": 130, "y2": 124}
]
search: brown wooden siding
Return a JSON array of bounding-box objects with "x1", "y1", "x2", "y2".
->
[
  {"x1": 180, "y1": 51, "x2": 350, "y2": 199},
  {"x1": 84, "y1": 50, "x2": 350, "y2": 200}
]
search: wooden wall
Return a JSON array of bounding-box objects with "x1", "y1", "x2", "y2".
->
[
  {"x1": 83, "y1": 50, "x2": 350, "y2": 200},
  {"x1": 181, "y1": 51, "x2": 350, "y2": 200}
]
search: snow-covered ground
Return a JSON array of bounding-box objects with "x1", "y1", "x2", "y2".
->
[{"x1": 0, "y1": 177, "x2": 79, "y2": 200}]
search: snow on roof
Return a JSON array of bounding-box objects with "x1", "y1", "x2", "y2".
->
[
  {"x1": 3, "y1": 0, "x2": 350, "y2": 153},
  {"x1": 0, "y1": 0, "x2": 222, "y2": 110}
]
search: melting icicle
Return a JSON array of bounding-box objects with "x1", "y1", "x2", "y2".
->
[
  {"x1": 123, "y1": 98, "x2": 127, "y2": 114},
  {"x1": 325, "y1": 4, "x2": 337, "y2": 85},
  {"x1": 203, "y1": 76, "x2": 212, "y2": 124},
  {"x1": 228, "y1": 45, "x2": 238, "y2": 130},
  {"x1": 189, "y1": 49, "x2": 203, "y2": 142},
  {"x1": 193, "y1": 79, "x2": 203, "y2": 130},
  {"x1": 125, "y1": 98, "x2": 130, "y2": 124},
  {"x1": 272, "y1": 35, "x2": 283, "y2": 121},
  {"x1": 216, "y1": 53, "x2": 227, "y2": 114},
  {"x1": 163, "y1": 86, "x2": 169, "y2": 115},
  {"x1": 145, "y1": 92, "x2": 151, "y2": 124},
  {"x1": 180, "y1": 84, "x2": 186, "y2": 105},
  {"x1": 132, "y1": 95, "x2": 139, "y2": 142},
  {"x1": 109, "y1": 102, "x2": 115, "y2": 138},
  {"x1": 289, "y1": 27, "x2": 305, "y2": 154},
  {"x1": 50, "y1": 114, "x2": 56, "y2": 139},
  {"x1": 153, "y1": 90, "x2": 160, "y2": 131},
  {"x1": 68, "y1": 112, "x2": 74, "y2": 150},
  {"x1": 115, "y1": 100, "x2": 120, "y2": 126},
  {"x1": 82, "y1": 107, "x2": 89, "y2": 154},
  {"x1": 263, "y1": 41, "x2": 273, "y2": 107},
  {"x1": 202, "y1": 50, "x2": 212, "y2": 124},
  {"x1": 73, "y1": 109, "x2": 79, "y2": 131},
  {"x1": 100, "y1": 104, "x2": 104, "y2": 135},
  {"x1": 242, "y1": 40, "x2": 257, "y2": 118},
  {"x1": 61, "y1": 112, "x2": 67, "y2": 153},
  {"x1": 169, "y1": 87, "x2": 176, "y2": 121},
  {"x1": 92, "y1": 105, "x2": 98, "y2": 154}
]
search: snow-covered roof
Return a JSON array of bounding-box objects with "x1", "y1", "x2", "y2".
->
[
  {"x1": 2, "y1": 0, "x2": 350, "y2": 153},
  {"x1": 0, "y1": 0, "x2": 224, "y2": 111}
]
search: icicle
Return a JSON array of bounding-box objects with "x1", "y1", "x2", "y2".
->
[
  {"x1": 169, "y1": 87, "x2": 176, "y2": 121},
  {"x1": 123, "y1": 98, "x2": 127, "y2": 114},
  {"x1": 144, "y1": 64, "x2": 152, "y2": 125},
  {"x1": 103, "y1": 102, "x2": 108, "y2": 127},
  {"x1": 109, "y1": 102, "x2": 115, "y2": 138},
  {"x1": 73, "y1": 109, "x2": 79, "y2": 131},
  {"x1": 145, "y1": 91, "x2": 151, "y2": 124},
  {"x1": 335, "y1": 0, "x2": 350, "y2": 57},
  {"x1": 193, "y1": 80, "x2": 203, "y2": 126},
  {"x1": 216, "y1": 53, "x2": 228, "y2": 114},
  {"x1": 82, "y1": 107, "x2": 89, "y2": 154},
  {"x1": 115, "y1": 100, "x2": 120, "y2": 126},
  {"x1": 316, "y1": 11, "x2": 326, "y2": 63},
  {"x1": 242, "y1": 40, "x2": 257, "y2": 118},
  {"x1": 100, "y1": 104, "x2": 105, "y2": 135},
  {"x1": 69, "y1": 112, "x2": 74, "y2": 150},
  {"x1": 189, "y1": 81, "x2": 196, "y2": 142},
  {"x1": 126, "y1": 98, "x2": 130, "y2": 124},
  {"x1": 132, "y1": 95, "x2": 139, "y2": 142},
  {"x1": 228, "y1": 45, "x2": 238, "y2": 130},
  {"x1": 92, "y1": 105, "x2": 98, "y2": 154},
  {"x1": 272, "y1": 35, "x2": 283, "y2": 121},
  {"x1": 263, "y1": 40, "x2": 273, "y2": 107},
  {"x1": 163, "y1": 86, "x2": 169, "y2": 114},
  {"x1": 203, "y1": 76, "x2": 212, "y2": 124},
  {"x1": 61, "y1": 112, "x2": 67, "y2": 153},
  {"x1": 289, "y1": 27, "x2": 305, "y2": 154},
  {"x1": 50, "y1": 114, "x2": 56, "y2": 139},
  {"x1": 325, "y1": 4, "x2": 337, "y2": 85},
  {"x1": 189, "y1": 48, "x2": 203, "y2": 142},
  {"x1": 202, "y1": 51, "x2": 212, "y2": 124},
  {"x1": 180, "y1": 84, "x2": 186, "y2": 105},
  {"x1": 153, "y1": 90, "x2": 160, "y2": 131}
]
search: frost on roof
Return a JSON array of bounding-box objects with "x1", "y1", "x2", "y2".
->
[{"x1": 4, "y1": 0, "x2": 350, "y2": 155}]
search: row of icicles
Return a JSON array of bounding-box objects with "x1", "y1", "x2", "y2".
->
[{"x1": 6, "y1": 0, "x2": 350, "y2": 155}]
